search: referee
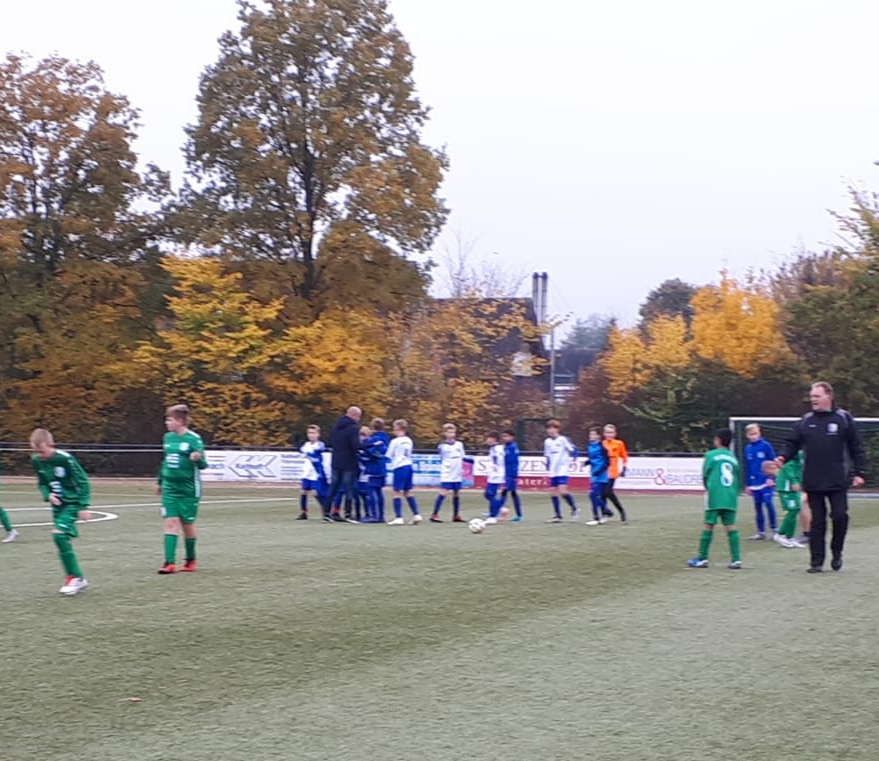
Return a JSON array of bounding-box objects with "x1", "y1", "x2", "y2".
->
[{"x1": 779, "y1": 381, "x2": 866, "y2": 573}]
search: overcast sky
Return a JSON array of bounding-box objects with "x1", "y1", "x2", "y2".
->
[{"x1": 3, "y1": 0, "x2": 878, "y2": 327}]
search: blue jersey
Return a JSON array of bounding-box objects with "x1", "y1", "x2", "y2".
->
[
  {"x1": 503, "y1": 441, "x2": 520, "y2": 478},
  {"x1": 363, "y1": 432, "x2": 389, "y2": 477},
  {"x1": 587, "y1": 440, "x2": 610, "y2": 484},
  {"x1": 744, "y1": 438, "x2": 776, "y2": 489}
]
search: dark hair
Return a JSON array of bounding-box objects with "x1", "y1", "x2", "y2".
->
[
  {"x1": 502, "y1": 429, "x2": 516, "y2": 437},
  {"x1": 715, "y1": 428, "x2": 733, "y2": 448},
  {"x1": 486, "y1": 431, "x2": 500, "y2": 441},
  {"x1": 588, "y1": 426, "x2": 602, "y2": 436},
  {"x1": 371, "y1": 418, "x2": 385, "y2": 431}
]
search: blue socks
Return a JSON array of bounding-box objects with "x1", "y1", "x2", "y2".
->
[
  {"x1": 433, "y1": 494, "x2": 444, "y2": 515},
  {"x1": 512, "y1": 491, "x2": 522, "y2": 517},
  {"x1": 407, "y1": 496, "x2": 419, "y2": 515},
  {"x1": 393, "y1": 497, "x2": 403, "y2": 519},
  {"x1": 453, "y1": 495, "x2": 460, "y2": 517},
  {"x1": 551, "y1": 495, "x2": 561, "y2": 518}
]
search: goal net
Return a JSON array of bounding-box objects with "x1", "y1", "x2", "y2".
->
[{"x1": 729, "y1": 416, "x2": 879, "y2": 490}]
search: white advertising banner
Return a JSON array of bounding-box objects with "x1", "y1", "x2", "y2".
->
[
  {"x1": 470, "y1": 455, "x2": 704, "y2": 491},
  {"x1": 203, "y1": 450, "x2": 704, "y2": 491}
]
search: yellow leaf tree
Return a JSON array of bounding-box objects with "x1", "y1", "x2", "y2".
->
[
  {"x1": 266, "y1": 309, "x2": 392, "y2": 426},
  {"x1": 690, "y1": 272, "x2": 793, "y2": 377},
  {"x1": 131, "y1": 256, "x2": 287, "y2": 445}
]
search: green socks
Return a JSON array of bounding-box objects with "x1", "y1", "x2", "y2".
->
[
  {"x1": 0, "y1": 508, "x2": 12, "y2": 532},
  {"x1": 164, "y1": 534, "x2": 179, "y2": 564},
  {"x1": 778, "y1": 510, "x2": 799, "y2": 539},
  {"x1": 185, "y1": 537, "x2": 197, "y2": 562},
  {"x1": 728, "y1": 530, "x2": 741, "y2": 563},
  {"x1": 53, "y1": 533, "x2": 83, "y2": 578},
  {"x1": 698, "y1": 529, "x2": 713, "y2": 560}
]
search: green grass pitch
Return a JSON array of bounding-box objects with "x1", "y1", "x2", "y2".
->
[{"x1": 1, "y1": 479, "x2": 878, "y2": 761}]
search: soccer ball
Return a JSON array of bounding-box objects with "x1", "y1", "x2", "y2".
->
[{"x1": 468, "y1": 518, "x2": 486, "y2": 534}]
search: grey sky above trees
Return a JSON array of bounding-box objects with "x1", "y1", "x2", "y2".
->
[{"x1": 4, "y1": 0, "x2": 879, "y2": 331}]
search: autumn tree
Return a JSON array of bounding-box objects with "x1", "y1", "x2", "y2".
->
[
  {"x1": 689, "y1": 272, "x2": 794, "y2": 377},
  {"x1": 589, "y1": 273, "x2": 803, "y2": 450},
  {"x1": 382, "y1": 299, "x2": 547, "y2": 444},
  {"x1": 0, "y1": 54, "x2": 168, "y2": 439},
  {"x1": 131, "y1": 257, "x2": 288, "y2": 446},
  {"x1": 176, "y1": 0, "x2": 448, "y2": 318},
  {"x1": 781, "y1": 186, "x2": 879, "y2": 412},
  {"x1": 638, "y1": 278, "x2": 697, "y2": 325}
]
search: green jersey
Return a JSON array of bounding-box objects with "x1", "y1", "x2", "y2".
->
[
  {"x1": 703, "y1": 447, "x2": 740, "y2": 510},
  {"x1": 31, "y1": 450, "x2": 91, "y2": 508},
  {"x1": 776, "y1": 456, "x2": 802, "y2": 496},
  {"x1": 159, "y1": 430, "x2": 207, "y2": 494}
]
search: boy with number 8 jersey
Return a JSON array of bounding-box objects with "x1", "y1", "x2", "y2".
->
[
  {"x1": 687, "y1": 428, "x2": 743, "y2": 570},
  {"x1": 157, "y1": 404, "x2": 208, "y2": 574}
]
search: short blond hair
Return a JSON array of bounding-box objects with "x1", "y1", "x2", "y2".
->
[
  {"x1": 393, "y1": 418, "x2": 408, "y2": 432},
  {"x1": 546, "y1": 419, "x2": 561, "y2": 430},
  {"x1": 442, "y1": 423, "x2": 456, "y2": 433},
  {"x1": 29, "y1": 428, "x2": 54, "y2": 446},
  {"x1": 166, "y1": 404, "x2": 191, "y2": 423},
  {"x1": 307, "y1": 424, "x2": 320, "y2": 434},
  {"x1": 761, "y1": 460, "x2": 778, "y2": 475},
  {"x1": 745, "y1": 423, "x2": 761, "y2": 435}
]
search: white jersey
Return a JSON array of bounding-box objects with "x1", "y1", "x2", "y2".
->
[
  {"x1": 387, "y1": 435, "x2": 414, "y2": 470},
  {"x1": 488, "y1": 443, "x2": 506, "y2": 484},
  {"x1": 544, "y1": 435, "x2": 575, "y2": 478},
  {"x1": 299, "y1": 440, "x2": 325, "y2": 481},
  {"x1": 438, "y1": 440, "x2": 466, "y2": 482}
]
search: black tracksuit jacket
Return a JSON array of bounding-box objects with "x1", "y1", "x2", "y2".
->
[{"x1": 781, "y1": 408, "x2": 867, "y2": 492}]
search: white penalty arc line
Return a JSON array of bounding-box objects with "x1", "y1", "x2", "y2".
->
[
  {"x1": 5, "y1": 497, "x2": 296, "y2": 528},
  {"x1": 5, "y1": 508, "x2": 119, "y2": 529}
]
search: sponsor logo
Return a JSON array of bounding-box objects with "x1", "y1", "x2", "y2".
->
[
  {"x1": 827, "y1": 423, "x2": 838, "y2": 435},
  {"x1": 54, "y1": 467, "x2": 66, "y2": 478},
  {"x1": 228, "y1": 454, "x2": 278, "y2": 479}
]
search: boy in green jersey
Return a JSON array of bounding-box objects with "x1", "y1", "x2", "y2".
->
[
  {"x1": 687, "y1": 428, "x2": 743, "y2": 569},
  {"x1": 762, "y1": 457, "x2": 807, "y2": 548},
  {"x1": 1, "y1": 462, "x2": 21, "y2": 543},
  {"x1": 30, "y1": 428, "x2": 92, "y2": 595},
  {"x1": 157, "y1": 404, "x2": 207, "y2": 574}
]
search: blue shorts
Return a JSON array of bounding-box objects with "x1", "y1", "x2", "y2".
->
[
  {"x1": 550, "y1": 476, "x2": 569, "y2": 487},
  {"x1": 392, "y1": 466, "x2": 414, "y2": 492},
  {"x1": 440, "y1": 481, "x2": 462, "y2": 492},
  {"x1": 301, "y1": 479, "x2": 320, "y2": 491},
  {"x1": 504, "y1": 476, "x2": 518, "y2": 491},
  {"x1": 368, "y1": 475, "x2": 386, "y2": 488}
]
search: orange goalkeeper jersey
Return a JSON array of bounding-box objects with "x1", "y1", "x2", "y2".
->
[{"x1": 603, "y1": 439, "x2": 629, "y2": 479}]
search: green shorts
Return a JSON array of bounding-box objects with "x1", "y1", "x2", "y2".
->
[
  {"x1": 779, "y1": 492, "x2": 801, "y2": 512},
  {"x1": 53, "y1": 505, "x2": 83, "y2": 537},
  {"x1": 161, "y1": 493, "x2": 199, "y2": 524},
  {"x1": 704, "y1": 508, "x2": 737, "y2": 526}
]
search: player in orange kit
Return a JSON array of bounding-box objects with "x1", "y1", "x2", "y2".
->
[{"x1": 602, "y1": 424, "x2": 628, "y2": 524}]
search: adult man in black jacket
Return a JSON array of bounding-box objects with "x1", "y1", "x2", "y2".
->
[
  {"x1": 324, "y1": 406, "x2": 363, "y2": 522},
  {"x1": 779, "y1": 382, "x2": 866, "y2": 573}
]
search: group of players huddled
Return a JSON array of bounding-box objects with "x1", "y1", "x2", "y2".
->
[{"x1": 295, "y1": 418, "x2": 630, "y2": 527}]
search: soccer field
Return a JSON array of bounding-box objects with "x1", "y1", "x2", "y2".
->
[{"x1": 2, "y1": 481, "x2": 879, "y2": 761}]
